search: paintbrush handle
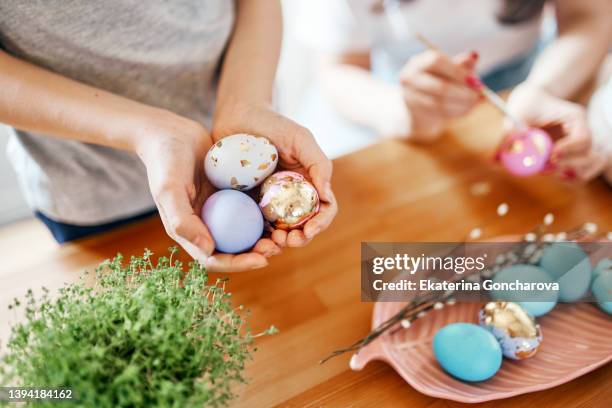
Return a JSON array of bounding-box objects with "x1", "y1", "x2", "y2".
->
[
  {"x1": 481, "y1": 87, "x2": 527, "y2": 130},
  {"x1": 412, "y1": 33, "x2": 527, "y2": 130}
]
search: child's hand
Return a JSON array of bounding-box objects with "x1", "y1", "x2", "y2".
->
[
  {"x1": 136, "y1": 111, "x2": 278, "y2": 272},
  {"x1": 399, "y1": 50, "x2": 481, "y2": 142},
  {"x1": 212, "y1": 102, "x2": 338, "y2": 249},
  {"x1": 507, "y1": 84, "x2": 606, "y2": 181}
]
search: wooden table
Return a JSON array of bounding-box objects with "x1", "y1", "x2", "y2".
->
[{"x1": 1, "y1": 104, "x2": 611, "y2": 407}]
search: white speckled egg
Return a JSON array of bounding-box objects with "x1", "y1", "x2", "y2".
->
[{"x1": 204, "y1": 134, "x2": 278, "y2": 191}]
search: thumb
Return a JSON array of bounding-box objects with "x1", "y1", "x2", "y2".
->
[
  {"x1": 294, "y1": 130, "x2": 333, "y2": 202},
  {"x1": 309, "y1": 160, "x2": 333, "y2": 203},
  {"x1": 155, "y1": 186, "x2": 215, "y2": 262}
]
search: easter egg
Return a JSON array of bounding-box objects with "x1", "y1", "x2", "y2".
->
[
  {"x1": 204, "y1": 134, "x2": 278, "y2": 191},
  {"x1": 479, "y1": 302, "x2": 542, "y2": 360},
  {"x1": 201, "y1": 190, "x2": 263, "y2": 254},
  {"x1": 540, "y1": 242, "x2": 592, "y2": 302},
  {"x1": 433, "y1": 323, "x2": 502, "y2": 382},
  {"x1": 591, "y1": 272, "x2": 612, "y2": 315},
  {"x1": 491, "y1": 264, "x2": 558, "y2": 317},
  {"x1": 593, "y1": 258, "x2": 612, "y2": 282},
  {"x1": 259, "y1": 171, "x2": 320, "y2": 230},
  {"x1": 499, "y1": 127, "x2": 552, "y2": 177}
]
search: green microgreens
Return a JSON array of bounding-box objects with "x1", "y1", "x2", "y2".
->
[{"x1": 0, "y1": 247, "x2": 277, "y2": 407}]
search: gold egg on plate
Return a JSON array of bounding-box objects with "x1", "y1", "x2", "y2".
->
[{"x1": 478, "y1": 301, "x2": 542, "y2": 360}]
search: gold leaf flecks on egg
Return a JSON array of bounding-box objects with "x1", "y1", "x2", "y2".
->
[
  {"x1": 230, "y1": 176, "x2": 239, "y2": 186},
  {"x1": 239, "y1": 141, "x2": 250, "y2": 152},
  {"x1": 216, "y1": 141, "x2": 222, "y2": 148},
  {"x1": 510, "y1": 140, "x2": 524, "y2": 154},
  {"x1": 523, "y1": 156, "x2": 535, "y2": 167},
  {"x1": 271, "y1": 154, "x2": 277, "y2": 161},
  {"x1": 240, "y1": 159, "x2": 251, "y2": 167},
  {"x1": 254, "y1": 177, "x2": 259, "y2": 182},
  {"x1": 211, "y1": 156, "x2": 218, "y2": 166},
  {"x1": 236, "y1": 185, "x2": 248, "y2": 190},
  {"x1": 258, "y1": 162, "x2": 270, "y2": 170},
  {"x1": 532, "y1": 135, "x2": 546, "y2": 155}
]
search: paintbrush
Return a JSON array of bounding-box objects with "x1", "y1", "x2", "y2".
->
[
  {"x1": 381, "y1": 1, "x2": 527, "y2": 130},
  {"x1": 412, "y1": 32, "x2": 527, "y2": 130}
]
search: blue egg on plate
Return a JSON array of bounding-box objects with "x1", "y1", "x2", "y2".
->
[
  {"x1": 201, "y1": 190, "x2": 264, "y2": 254},
  {"x1": 518, "y1": 301, "x2": 556, "y2": 318},
  {"x1": 540, "y1": 242, "x2": 592, "y2": 302},
  {"x1": 593, "y1": 258, "x2": 612, "y2": 282},
  {"x1": 591, "y1": 272, "x2": 612, "y2": 315},
  {"x1": 491, "y1": 264, "x2": 558, "y2": 317},
  {"x1": 433, "y1": 323, "x2": 502, "y2": 382}
]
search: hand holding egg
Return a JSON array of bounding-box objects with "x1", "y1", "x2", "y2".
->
[
  {"x1": 202, "y1": 131, "x2": 327, "y2": 266},
  {"x1": 505, "y1": 84, "x2": 593, "y2": 180},
  {"x1": 211, "y1": 104, "x2": 337, "y2": 248}
]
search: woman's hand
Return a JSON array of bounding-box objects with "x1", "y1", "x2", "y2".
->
[
  {"x1": 507, "y1": 84, "x2": 607, "y2": 182},
  {"x1": 399, "y1": 50, "x2": 481, "y2": 142},
  {"x1": 136, "y1": 110, "x2": 276, "y2": 272},
  {"x1": 213, "y1": 102, "x2": 338, "y2": 250}
]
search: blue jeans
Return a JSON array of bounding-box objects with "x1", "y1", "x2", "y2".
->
[{"x1": 36, "y1": 209, "x2": 158, "y2": 243}]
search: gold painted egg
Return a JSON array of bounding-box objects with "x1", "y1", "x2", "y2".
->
[
  {"x1": 259, "y1": 171, "x2": 319, "y2": 230},
  {"x1": 478, "y1": 301, "x2": 542, "y2": 360}
]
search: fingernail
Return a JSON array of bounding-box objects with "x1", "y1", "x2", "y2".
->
[
  {"x1": 470, "y1": 51, "x2": 479, "y2": 60},
  {"x1": 305, "y1": 227, "x2": 320, "y2": 240},
  {"x1": 268, "y1": 246, "x2": 282, "y2": 256},
  {"x1": 324, "y1": 182, "x2": 333, "y2": 201},
  {"x1": 251, "y1": 261, "x2": 268, "y2": 270},
  {"x1": 562, "y1": 168, "x2": 576, "y2": 179},
  {"x1": 492, "y1": 149, "x2": 502, "y2": 163},
  {"x1": 465, "y1": 75, "x2": 483, "y2": 91},
  {"x1": 205, "y1": 256, "x2": 217, "y2": 269},
  {"x1": 543, "y1": 162, "x2": 557, "y2": 173}
]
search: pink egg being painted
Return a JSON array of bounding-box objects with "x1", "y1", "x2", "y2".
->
[
  {"x1": 499, "y1": 128, "x2": 552, "y2": 177},
  {"x1": 259, "y1": 171, "x2": 319, "y2": 230}
]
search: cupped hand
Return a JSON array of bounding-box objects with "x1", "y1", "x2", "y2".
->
[
  {"x1": 212, "y1": 102, "x2": 338, "y2": 249},
  {"x1": 399, "y1": 49, "x2": 481, "y2": 142},
  {"x1": 135, "y1": 110, "x2": 277, "y2": 272},
  {"x1": 507, "y1": 84, "x2": 607, "y2": 182}
]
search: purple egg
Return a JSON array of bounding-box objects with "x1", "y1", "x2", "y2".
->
[{"x1": 201, "y1": 190, "x2": 263, "y2": 254}]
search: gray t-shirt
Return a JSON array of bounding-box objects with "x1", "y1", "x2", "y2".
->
[{"x1": 0, "y1": 1, "x2": 234, "y2": 224}]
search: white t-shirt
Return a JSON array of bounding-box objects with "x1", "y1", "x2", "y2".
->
[{"x1": 297, "y1": 0, "x2": 543, "y2": 77}]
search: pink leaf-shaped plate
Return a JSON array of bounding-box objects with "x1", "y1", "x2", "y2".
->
[{"x1": 351, "y1": 239, "x2": 612, "y2": 403}]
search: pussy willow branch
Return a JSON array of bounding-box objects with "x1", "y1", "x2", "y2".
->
[{"x1": 320, "y1": 226, "x2": 602, "y2": 364}]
